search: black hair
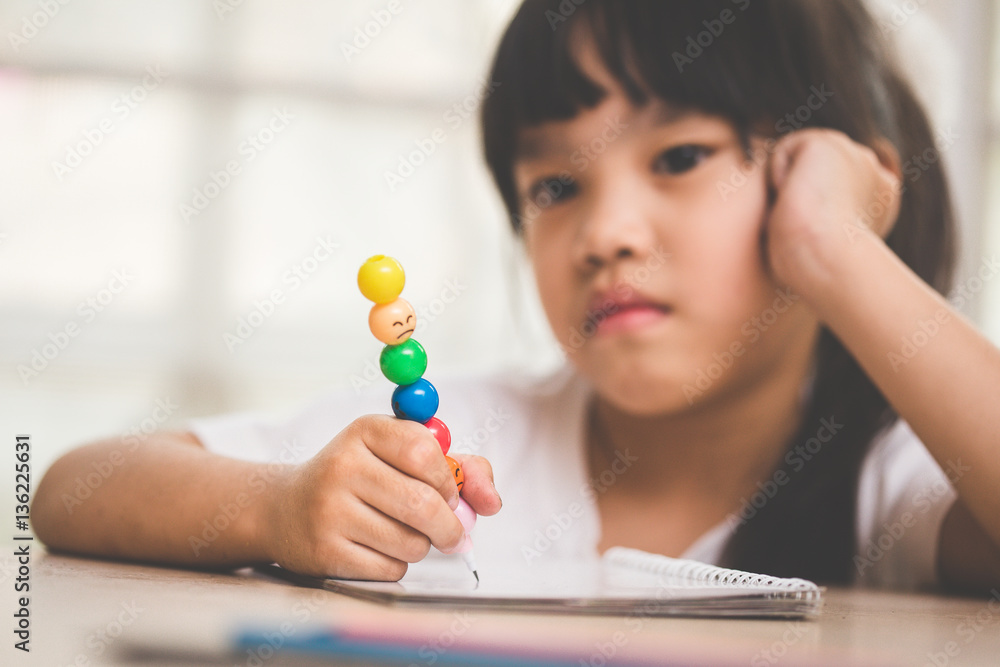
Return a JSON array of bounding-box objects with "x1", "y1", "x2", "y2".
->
[{"x1": 481, "y1": 0, "x2": 956, "y2": 583}]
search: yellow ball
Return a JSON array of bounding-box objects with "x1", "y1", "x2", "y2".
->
[{"x1": 358, "y1": 255, "x2": 405, "y2": 304}]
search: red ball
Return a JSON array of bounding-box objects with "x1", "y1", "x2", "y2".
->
[{"x1": 424, "y1": 417, "x2": 451, "y2": 455}]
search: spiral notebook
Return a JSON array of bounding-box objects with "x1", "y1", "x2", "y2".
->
[{"x1": 259, "y1": 547, "x2": 823, "y2": 619}]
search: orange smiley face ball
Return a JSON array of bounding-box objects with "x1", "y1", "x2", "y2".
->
[
  {"x1": 369, "y1": 298, "x2": 416, "y2": 344},
  {"x1": 446, "y1": 455, "x2": 464, "y2": 493}
]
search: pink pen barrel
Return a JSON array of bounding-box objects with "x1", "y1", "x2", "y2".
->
[{"x1": 441, "y1": 497, "x2": 476, "y2": 554}]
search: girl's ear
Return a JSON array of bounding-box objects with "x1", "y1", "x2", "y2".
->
[{"x1": 872, "y1": 136, "x2": 903, "y2": 181}]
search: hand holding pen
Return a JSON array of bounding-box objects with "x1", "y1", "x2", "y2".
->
[
  {"x1": 358, "y1": 254, "x2": 496, "y2": 582},
  {"x1": 254, "y1": 255, "x2": 499, "y2": 582}
]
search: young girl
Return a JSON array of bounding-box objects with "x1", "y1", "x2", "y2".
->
[{"x1": 33, "y1": 0, "x2": 1000, "y2": 592}]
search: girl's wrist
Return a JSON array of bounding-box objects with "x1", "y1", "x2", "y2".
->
[
  {"x1": 253, "y1": 461, "x2": 299, "y2": 566},
  {"x1": 796, "y1": 224, "x2": 902, "y2": 332},
  {"x1": 776, "y1": 218, "x2": 887, "y2": 322}
]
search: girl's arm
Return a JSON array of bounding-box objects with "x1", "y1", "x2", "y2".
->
[
  {"x1": 33, "y1": 417, "x2": 499, "y2": 579},
  {"x1": 765, "y1": 130, "x2": 1000, "y2": 591},
  {"x1": 33, "y1": 432, "x2": 277, "y2": 567},
  {"x1": 812, "y1": 230, "x2": 1000, "y2": 590}
]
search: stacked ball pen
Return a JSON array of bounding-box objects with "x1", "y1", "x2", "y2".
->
[{"x1": 357, "y1": 255, "x2": 478, "y2": 582}]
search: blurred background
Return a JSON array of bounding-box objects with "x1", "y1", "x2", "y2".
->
[{"x1": 1, "y1": 0, "x2": 998, "y2": 488}]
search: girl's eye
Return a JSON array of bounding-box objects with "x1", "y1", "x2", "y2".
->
[
  {"x1": 526, "y1": 176, "x2": 578, "y2": 208},
  {"x1": 653, "y1": 145, "x2": 712, "y2": 175}
]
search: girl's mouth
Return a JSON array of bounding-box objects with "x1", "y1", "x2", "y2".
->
[{"x1": 589, "y1": 303, "x2": 673, "y2": 337}]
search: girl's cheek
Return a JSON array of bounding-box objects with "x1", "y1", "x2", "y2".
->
[
  {"x1": 529, "y1": 247, "x2": 567, "y2": 319},
  {"x1": 685, "y1": 185, "x2": 772, "y2": 318}
]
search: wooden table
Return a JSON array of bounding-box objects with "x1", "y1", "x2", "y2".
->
[{"x1": 6, "y1": 550, "x2": 1000, "y2": 666}]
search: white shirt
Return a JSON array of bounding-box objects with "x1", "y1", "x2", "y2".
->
[{"x1": 187, "y1": 365, "x2": 956, "y2": 590}]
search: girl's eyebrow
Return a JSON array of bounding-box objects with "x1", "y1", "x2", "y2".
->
[
  {"x1": 515, "y1": 134, "x2": 571, "y2": 163},
  {"x1": 651, "y1": 104, "x2": 690, "y2": 126}
]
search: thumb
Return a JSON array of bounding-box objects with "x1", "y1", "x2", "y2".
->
[{"x1": 451, "y1": 454, "x2": 502, "y2": 517}]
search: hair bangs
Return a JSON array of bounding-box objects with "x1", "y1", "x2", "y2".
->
[{"x1": 482, "y1": 1, "x2": 838, "y2": 227}]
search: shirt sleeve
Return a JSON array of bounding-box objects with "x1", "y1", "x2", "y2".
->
[
  {"x1": 854, "y1": 419, "x2": 957, "y2": 590},
  {"x1": 185, "y1": 382, "x2": 389, "y2": 465}
]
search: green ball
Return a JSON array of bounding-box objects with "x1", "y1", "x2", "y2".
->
[{"x1": 380, "y1": 338, "x2": 427, "y2": 385}]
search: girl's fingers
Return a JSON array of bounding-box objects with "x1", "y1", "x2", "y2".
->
[
  {"x1": 353, "y1": 454, "x2": 465, "y2": 553},
  {"x1": 327, "y1": 538, "x2": 410, "y2": 581},
  {"x1": 766, "y1": 129, "x2": 902, "y2": 239},
  {"x1": 354, "y1": 415, "x2": 460, "y2": 509},
  {"x1": 869, "y1": 138, "x2": 904, "y2": 239},
  {"x1": 767, "y1": 142, "x2": 790, "y2": 191},
  {"x1": 767, "y1": 132, "x2": 807, "y2": 191},
  {"x1": 342, "y1": 497, "x2": 433, "y2": 564},
  {"x1": 450, "y1": 454, "x2": 502, "y2": 517}
]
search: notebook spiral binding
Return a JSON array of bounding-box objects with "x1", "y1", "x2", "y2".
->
[{"x1": 605, "y1": 547, "x2": 822, "y2": 598}]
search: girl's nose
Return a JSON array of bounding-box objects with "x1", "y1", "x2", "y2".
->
[{"x1": 571, "y1": 179, "x2": 659, "y2": 273}]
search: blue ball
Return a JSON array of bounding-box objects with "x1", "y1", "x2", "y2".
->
[{"x1": 391, "y1": 378, "x2": 439, "y2": 422}]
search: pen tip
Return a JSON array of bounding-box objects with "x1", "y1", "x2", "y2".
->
[{"x1": 473, "y1": 570, "x2": 479, "y2": 584}]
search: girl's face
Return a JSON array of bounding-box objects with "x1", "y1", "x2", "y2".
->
[{"x1": 512, "y1": 45, "x2": 820, "y2": 416}]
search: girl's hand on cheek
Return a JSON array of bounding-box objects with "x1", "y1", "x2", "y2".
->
[{"x1": 762, "y1": 129, "x2": 902, "y2": 305}]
